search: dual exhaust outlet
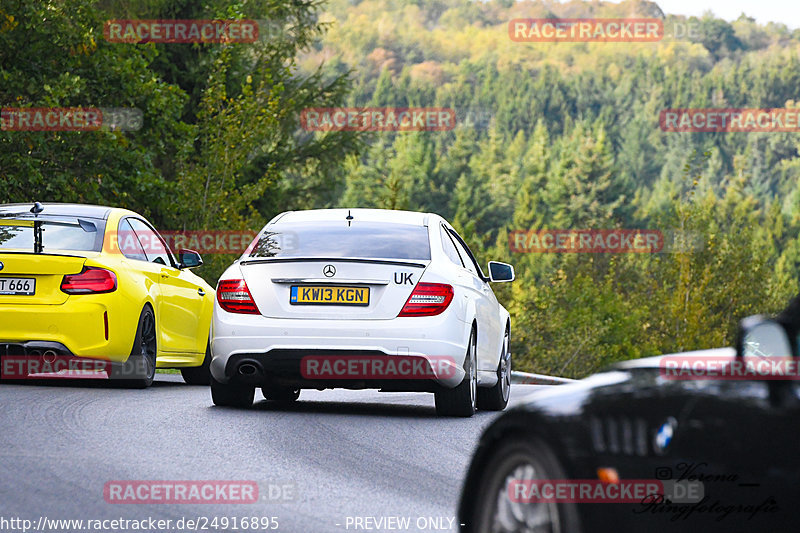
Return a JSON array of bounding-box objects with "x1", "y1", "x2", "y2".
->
[{"x1": 28, "y1": 349, "x2": 59, "y2": 359}]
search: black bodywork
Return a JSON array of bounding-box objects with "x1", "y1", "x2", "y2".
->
[{"x1": 459, "y1": 311, "x2": 800, "y2": 532}]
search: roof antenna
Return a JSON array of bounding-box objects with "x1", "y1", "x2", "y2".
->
[
  {"x1": 30, "y1": 202, "x2": 44, "y2": 254},
  {"x1": 346, "y1": 209, "x2": 353, "y2": 226}
]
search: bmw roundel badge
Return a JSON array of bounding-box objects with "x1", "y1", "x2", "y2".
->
[
  {"x1": 654, "y1": 416, "x2": 677, "y2": 454},
  {"x1": 0, "y1": 261, "x2": 4, "y2": 271}
]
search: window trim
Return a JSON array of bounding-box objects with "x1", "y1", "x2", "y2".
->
[
  {"x1": 116, "y1": 217, "x2": 148, "y2": 261},
  {"x1": 126, "y1": 217, "x2": 177, "y2": 268},
  {"x1": 440, "y1": 224, "x2": 465, "y2": 268},
  {"x1": 447, "y1": 228, "x2": 488, "y2": 281}
]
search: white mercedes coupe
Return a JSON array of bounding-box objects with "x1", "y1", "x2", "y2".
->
[{"x1": 209, "y1": 208, "x2": 514, "y2": 417}]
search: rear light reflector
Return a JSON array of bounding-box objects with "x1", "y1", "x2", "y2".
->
[
  {"x1": 217, "y1": 279, "x2": 260, "y2": 314},
  {"x1": 60, "y1": 267, "x2": 117, "y2": 294},
  {"x1": 398, "y1": 282, "x2": 454, "y2": 317}
]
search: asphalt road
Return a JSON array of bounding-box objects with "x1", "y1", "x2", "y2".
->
[{"x1": 0, "y1": 375, "x2": 546, "y2": 533}]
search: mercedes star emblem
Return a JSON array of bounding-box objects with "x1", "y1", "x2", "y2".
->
[{"x1": 323, "y1": 265, "x2": 336, "y2": 277}]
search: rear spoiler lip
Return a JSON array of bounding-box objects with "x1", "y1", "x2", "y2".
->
[{"x1": 240, "y1": 257, "x2": 429, "y2": 269}]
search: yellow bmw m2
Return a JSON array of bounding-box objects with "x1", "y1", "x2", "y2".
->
[{"x1": 0, "y1": 203, "x2": 214, "y2": 387}]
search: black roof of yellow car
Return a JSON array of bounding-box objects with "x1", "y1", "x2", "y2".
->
[{"x1": 0, "y1": 203, "x2": 113, "y2": 219}]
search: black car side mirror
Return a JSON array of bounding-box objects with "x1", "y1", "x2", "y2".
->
[
  {"x1": 179, "y1": 249, "x2": 203, "y2": 269},
  {"x1": 736, "y1": 315, "x2": 798, "y2": 407},
  {"x1": 736, "y1": 316, "x2": 794, "y2": 360}
]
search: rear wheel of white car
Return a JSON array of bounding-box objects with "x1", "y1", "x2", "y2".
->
[
  {"x1": 477, "y1": 326, "x2": 510, "y2": 411},
  {"x1": 111, "y1": 306, "x2": 157, "y2": 389},
  {"x1": 211, "y1": 374, "x2": 254, "y2": 408},
  {"x1": 181, "y1": 343, "x2": 211, "y2": 385},
  {"x1": 435, "y1": 329, "x2": 477, "y2": 417},
  {"x1": 262, "y1": 386, "x2": 300, "y2": 404}
]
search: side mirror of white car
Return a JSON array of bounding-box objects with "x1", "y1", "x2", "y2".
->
[{"x1": 488, "y1": 261, "x2": 514, "y2": 283}]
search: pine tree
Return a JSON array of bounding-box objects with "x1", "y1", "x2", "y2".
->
[{"x1": 545, "y1": 121, "x2": 629, "y2": 229}]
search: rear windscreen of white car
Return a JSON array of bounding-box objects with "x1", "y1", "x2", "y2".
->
[
  {"x1": 0, "y1": 217, "x2": 105, "y2": 252},
  {"x1": 248, "y1": 222, "x2": 431, "y2": 260}
]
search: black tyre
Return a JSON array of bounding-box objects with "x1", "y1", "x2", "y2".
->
[
  {"x1": 435, "y1": 328, "x2": 477, "y2": 417},
  {"x1": 469, "y1": 436, "x2": 582, "y2": 533},
  {"x1": 261, "y1": 386, "x2": 300, "y2": 404},
  {"x1": 111, "y1": 306, "x2": 157, "y2": 388},
  {"x1": 477, "y1": 326, "x2": 511, "y2": 411},
  {"x1": 180, "y1": 343, "x2": 211, "y2": 385},
  {"x1": 211, "y1": 374, "x2": 254, "y2": 407}
]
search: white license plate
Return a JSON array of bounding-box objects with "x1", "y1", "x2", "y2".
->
[{"x1": 0, "y1": 277, "x2": 36, "y2": 295}]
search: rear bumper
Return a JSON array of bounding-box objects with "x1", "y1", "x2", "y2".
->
[
  {"x1": 0, "y1": 297, "x2": 134, "y2": 363},
  {"x1": 215, "y1": 349, "x2": 456, "y2": 392},
  {"x1": 210, "y1": 309, "x2": 468, "y2": 389}
]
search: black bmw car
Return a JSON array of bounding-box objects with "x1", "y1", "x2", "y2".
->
[{"x1": 458, "y1": 297, "x2": 800, "y2": 532}]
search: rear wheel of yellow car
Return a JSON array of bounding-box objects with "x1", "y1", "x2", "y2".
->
[
  {"x1": 111, "y1": 306, "x2": 157, "y2": 389},
  {"x1": 181, "y1": 343, "x2": 211, "y2": 385}
]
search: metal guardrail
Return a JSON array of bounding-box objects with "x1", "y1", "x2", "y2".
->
[{"x1": 511, "y1": 370, "x2": 577, "y2": 385}]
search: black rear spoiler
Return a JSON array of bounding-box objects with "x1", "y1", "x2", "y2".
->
[{"x1": 0, "y1": 202, "x2": 97, "y2": 254}]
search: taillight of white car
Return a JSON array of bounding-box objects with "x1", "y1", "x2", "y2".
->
[
  {"x1": 217, "y1": 279, "x2": 261, "y2": 314},
  {"x1": 398, "y1": 282, "x2": 454, "y2": 317}
]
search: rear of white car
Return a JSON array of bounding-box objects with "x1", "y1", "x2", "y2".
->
[{"x1": 210, "y1": 209, "x2": 512, "y2": 416}]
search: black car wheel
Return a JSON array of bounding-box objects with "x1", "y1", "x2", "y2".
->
[
  {"x1": 211, "y1": 374, "x2": 254, "y2": 408},
  {"x1": 261, "y1": 386, "x2": 301, "y2": 404},
  {"x1": 181, "y1": 342, "x2": 211, "y2": 385},
  {"x1": 435, "y1": 328, "x2": 477, "y2": 417},
  {"x1": 477, "y1": 326, "x2": 511, "y2": 411},
  {"x1": 470, "y1": 436, "x2": 582, "y2": 533},
  {"x1": 111, "y1": 306, "x2": 157, "y2": 388}
]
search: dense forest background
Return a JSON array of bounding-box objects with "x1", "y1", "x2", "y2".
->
[{"x1": 3, "y1": 0, "x2": 800, "y2": 377}]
